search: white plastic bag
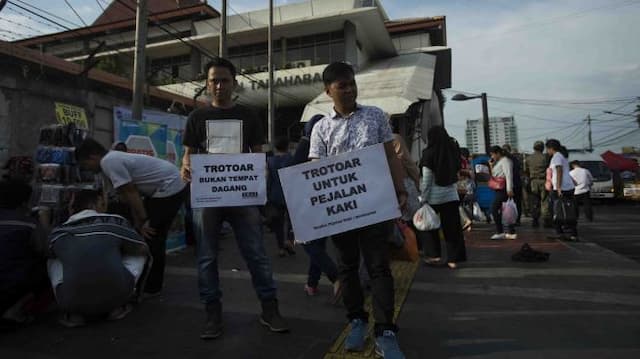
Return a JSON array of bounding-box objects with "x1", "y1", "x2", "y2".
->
[
  {"x1": 413, "y1": 203, "x2": 441, "y2": 231},
  {"x1": 501, "y1": 199, "x2": 518, "y2": 226},
  {"x1": 472, "y1": 202, "x2": 487, "y2": 222}
]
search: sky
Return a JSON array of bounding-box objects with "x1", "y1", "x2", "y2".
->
[{"x1": 1, "y1": 0, "x2": 639, "y2": 153}]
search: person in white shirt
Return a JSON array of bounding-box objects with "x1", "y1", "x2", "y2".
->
[
  {"x1": 545, "y1": 139, "x2": 578, "y2": 241},
  {"x1": 488, "y1": 146, "x2": 517, "y2": 240},
  {"x1": 570, "y1": 161, "x2": 594, "y2": 222},
  {"x1": 75, "y1": 138, "x2": 187, "y2": 296}
]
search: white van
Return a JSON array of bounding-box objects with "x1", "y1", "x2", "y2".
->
[{"x1": 568, "y1": 151, "x2": 615, "y2": 199}]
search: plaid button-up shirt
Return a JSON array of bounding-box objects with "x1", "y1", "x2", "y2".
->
[{"x1": 308, "y1": 104, "x2": 393, "y2": 158}]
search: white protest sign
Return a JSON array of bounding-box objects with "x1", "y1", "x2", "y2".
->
[
  {"x1": 190, "y1": 153, "x2": 266, "y2": 208},
  {"x1": 279, "y1": 143, "x2": 401, "y2": 243}
]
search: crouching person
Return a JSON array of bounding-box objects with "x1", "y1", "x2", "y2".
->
[
  {"x1": 47, "y1": 190, "x2": 151, "y2": 327},
  {"x1": 1, "y1": 179, "x2": 50, "y2": 330}
]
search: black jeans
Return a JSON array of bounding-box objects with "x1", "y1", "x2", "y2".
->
[
  {"x1": 143, "y1": 186, "x2": 188, "y2": 293},
  {"x1": 423, "y1": 201, "x2": 468, "y2": 263},
  {"x1": 550, "y1": 191, "x2": 578, "y2": 237},
  {"x1": 302, "y1": 238, "x2": 338, "y2": 287},
  {"x1": 492, "y1": 190, "x2": 515, "y2": 234},
  {"x1": 332, "y1": 222, "x2": 396, "y2": 336},
  {"x1": 267, "y1": 203, "x2": 289, "y2": 249},
  {"x1": 575, "y1": 192, "x2": 593, "y2": 222},
  {"x1": 514, "y1": 188, "x2": 523, "y2": 223}
]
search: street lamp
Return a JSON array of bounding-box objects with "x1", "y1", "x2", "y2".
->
[{"x1": 452, "y1": 93, "x2": 491, "y2": 154}]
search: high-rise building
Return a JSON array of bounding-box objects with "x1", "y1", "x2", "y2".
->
[{"x1": 465, "y1": 116, "x2": 519, "y2": 154}]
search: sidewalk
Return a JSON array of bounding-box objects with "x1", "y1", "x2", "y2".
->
[{"x1": 2, "y1": 218, "x2": 640, "y2": 359}]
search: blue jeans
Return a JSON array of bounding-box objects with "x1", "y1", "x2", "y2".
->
[
  {"x1": 302, "y1": 238, "x2": 338, "y2": 288},
  {"x1": 193, "y1": 206, "x2": 277, "y2": 304}
]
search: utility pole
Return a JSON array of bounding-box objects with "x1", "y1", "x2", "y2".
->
[
  {"x1": 480, "y1": 92, "x2": 491, "y2": 154},
  {"x1": 132, "y1": 0, "x2": 148, "y2": 121},
  {"x1": 587, "y1": 114, "x2": 592, "y2": 151},
  {"x1": 267, "y1": 0, "x2": 275, "y2": 145},
  {"x1": 219, "y1": 0, "x2": 227, "y2": 57}
]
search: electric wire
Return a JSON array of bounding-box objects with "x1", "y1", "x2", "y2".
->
[
  {"x1": 63, "y1": 0, "x2": 88, "y2": 27},
  {"x1": 6, "y1": 0, "x2": 210, "y2": 106}
]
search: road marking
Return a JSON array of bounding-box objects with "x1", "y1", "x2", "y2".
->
[
  {"x1": 450, "y1": 310, "x2": 640, "y2": 318},
  {"x1": 446, "y1": 338, "x2": 517, "y2": 346},
  {"x1": 166, "y1": 266, "x2": 640, "y2": 307},
  {"x1": 450, "y1": 267, "x2": 640, "y2": 278},
  {"x1": 411, "y1": 282, "x2": 640, "y2": 306}
]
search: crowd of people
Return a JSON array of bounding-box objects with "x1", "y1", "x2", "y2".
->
[{"x1": 1, "y1": 58, "x2": 595, "y2": 358}]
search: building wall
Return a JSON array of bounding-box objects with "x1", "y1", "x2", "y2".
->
[
  {"x1": 391, "y1": 32, "x2": 431, "y2": 52},
  {"x1": 44, "y1": 20, "x2": 194, "y2": 59},
  {"x1": 0, "y1": 63, "x2": 172, "y2": 170}
]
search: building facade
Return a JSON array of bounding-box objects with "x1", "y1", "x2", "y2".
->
[
  {"x1": 15, "y1": 0, "x2": 452, "y2": 159},
  {"x1": 0, "y1": 40, "x2": 196, "y2": 174},
  {"x1": 466, "y1": 116, "x2": 519, "y2": 154}
]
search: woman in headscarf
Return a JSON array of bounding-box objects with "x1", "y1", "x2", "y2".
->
[{"x1": 419, "y1": 126, "x2": 467, "y2": 269}]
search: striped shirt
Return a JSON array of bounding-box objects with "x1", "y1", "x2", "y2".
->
[{"x1": 420, "y1": 166, "x2": 459, "y2": 205}]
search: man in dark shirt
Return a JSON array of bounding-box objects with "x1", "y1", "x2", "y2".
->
[{"x1": 181, "y1": 58, "x2": 287, "y2": 340}]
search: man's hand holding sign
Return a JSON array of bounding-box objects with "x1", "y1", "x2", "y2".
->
[{"x1": 279, "y1": 144, "x2": 401, "y2": 243}]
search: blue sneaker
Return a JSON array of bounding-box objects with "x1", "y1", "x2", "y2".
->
[
  {"x1": 375, "y1": 330, "x2": 405, "y2": 358},
  {"x1": 344, "y1": 318, "x2": 366, "y2": 352}
]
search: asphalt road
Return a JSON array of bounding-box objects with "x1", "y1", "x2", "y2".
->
[{"x1": 577, "y1": 201, "x2": 640, "y2": 261}]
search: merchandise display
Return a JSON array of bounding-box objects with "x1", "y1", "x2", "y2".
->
[{"x1": 32, "y1": 124, "x2": 97, "y2": 227}]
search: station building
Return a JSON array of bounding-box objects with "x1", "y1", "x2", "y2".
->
[{"x1": 17, "y1": 0, "x2": 451, "y2": 158}]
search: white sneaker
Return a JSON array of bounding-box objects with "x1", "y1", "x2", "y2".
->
[
  {"x1": 490, "y1": 233, "x2": 506, "y2": 240},
  {"x1": 505, "y1": 233, "x2": 518, "y2": 240}
]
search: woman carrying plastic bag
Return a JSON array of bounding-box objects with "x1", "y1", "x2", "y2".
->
[
  {"x1": 488, "y1": 146, "x2": 517, "y2": 240},
  {"x1": 415, "y1": 126, "x2": 467, "y2": 269},
  {"x1": 501, "y1": 199, "x2": 518, "y2": 226}
]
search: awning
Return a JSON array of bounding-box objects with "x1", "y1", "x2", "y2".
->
[
  {"x1": 301, "y1": 52, "x2": 436, "y2": 122},
  {"x1": 601, "y1": 151, "x2": 639, "y2": 172}
]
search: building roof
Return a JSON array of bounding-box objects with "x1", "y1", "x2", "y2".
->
[
  {"x1": 93, "y1": 0, "x2": 205, "y2": 25},
  {"x1": 385, "y1": 16, "x2": 445, "y2": 33},
  {"x1": 0, "y1": 40, "x2": 198, "y2": 106},
  {"x1": 14, "y1": 2, "x2": 218, "y2": 47},
  {"x1": 385, "y1": 16, "x2": 447, "y2": 46}
]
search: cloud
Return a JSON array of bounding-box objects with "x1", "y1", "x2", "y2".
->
[{"x1": 379, "y1": 0, "x2": 640, "y2": 151}]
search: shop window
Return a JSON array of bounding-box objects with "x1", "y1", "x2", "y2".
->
[
  {"x1": 315, "y1": 43, "x2": 331, "y2": 65},
  {"x1": 300, "y1": 45, "x2": 314, "y2": 63},
  {"x1": 330, "y1": 42, "x2": 344, "y2": 62}
]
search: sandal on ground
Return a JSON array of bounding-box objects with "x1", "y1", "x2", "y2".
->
[
  {"x1": 107, "y1": 304, "x2": 133, "y2": 321},
  {"x1": 59, "y1": 313, "x2": 85, "y2": 328}
]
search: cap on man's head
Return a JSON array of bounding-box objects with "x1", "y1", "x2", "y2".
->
[{"x1": 533, "y1": 141, "x2": 545, "y2": 151}]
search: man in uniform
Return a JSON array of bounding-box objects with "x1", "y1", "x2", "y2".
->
[{"x1": 526, "y1": 141, "x2": 551, "y2": 227}]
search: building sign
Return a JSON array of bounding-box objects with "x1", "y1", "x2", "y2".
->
[
  {"x1": 278, "y1": 144, "x2": 401, "y2": 243},
  {"x1": 190, "y1": 153, "x2": 267, "y2": 208},
  {"x1": 240, "y1": 72, "x2": 323, "y2": 91},
  {"x1": 54, "y1": 102, "x2": 88, "y2": 128}
]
